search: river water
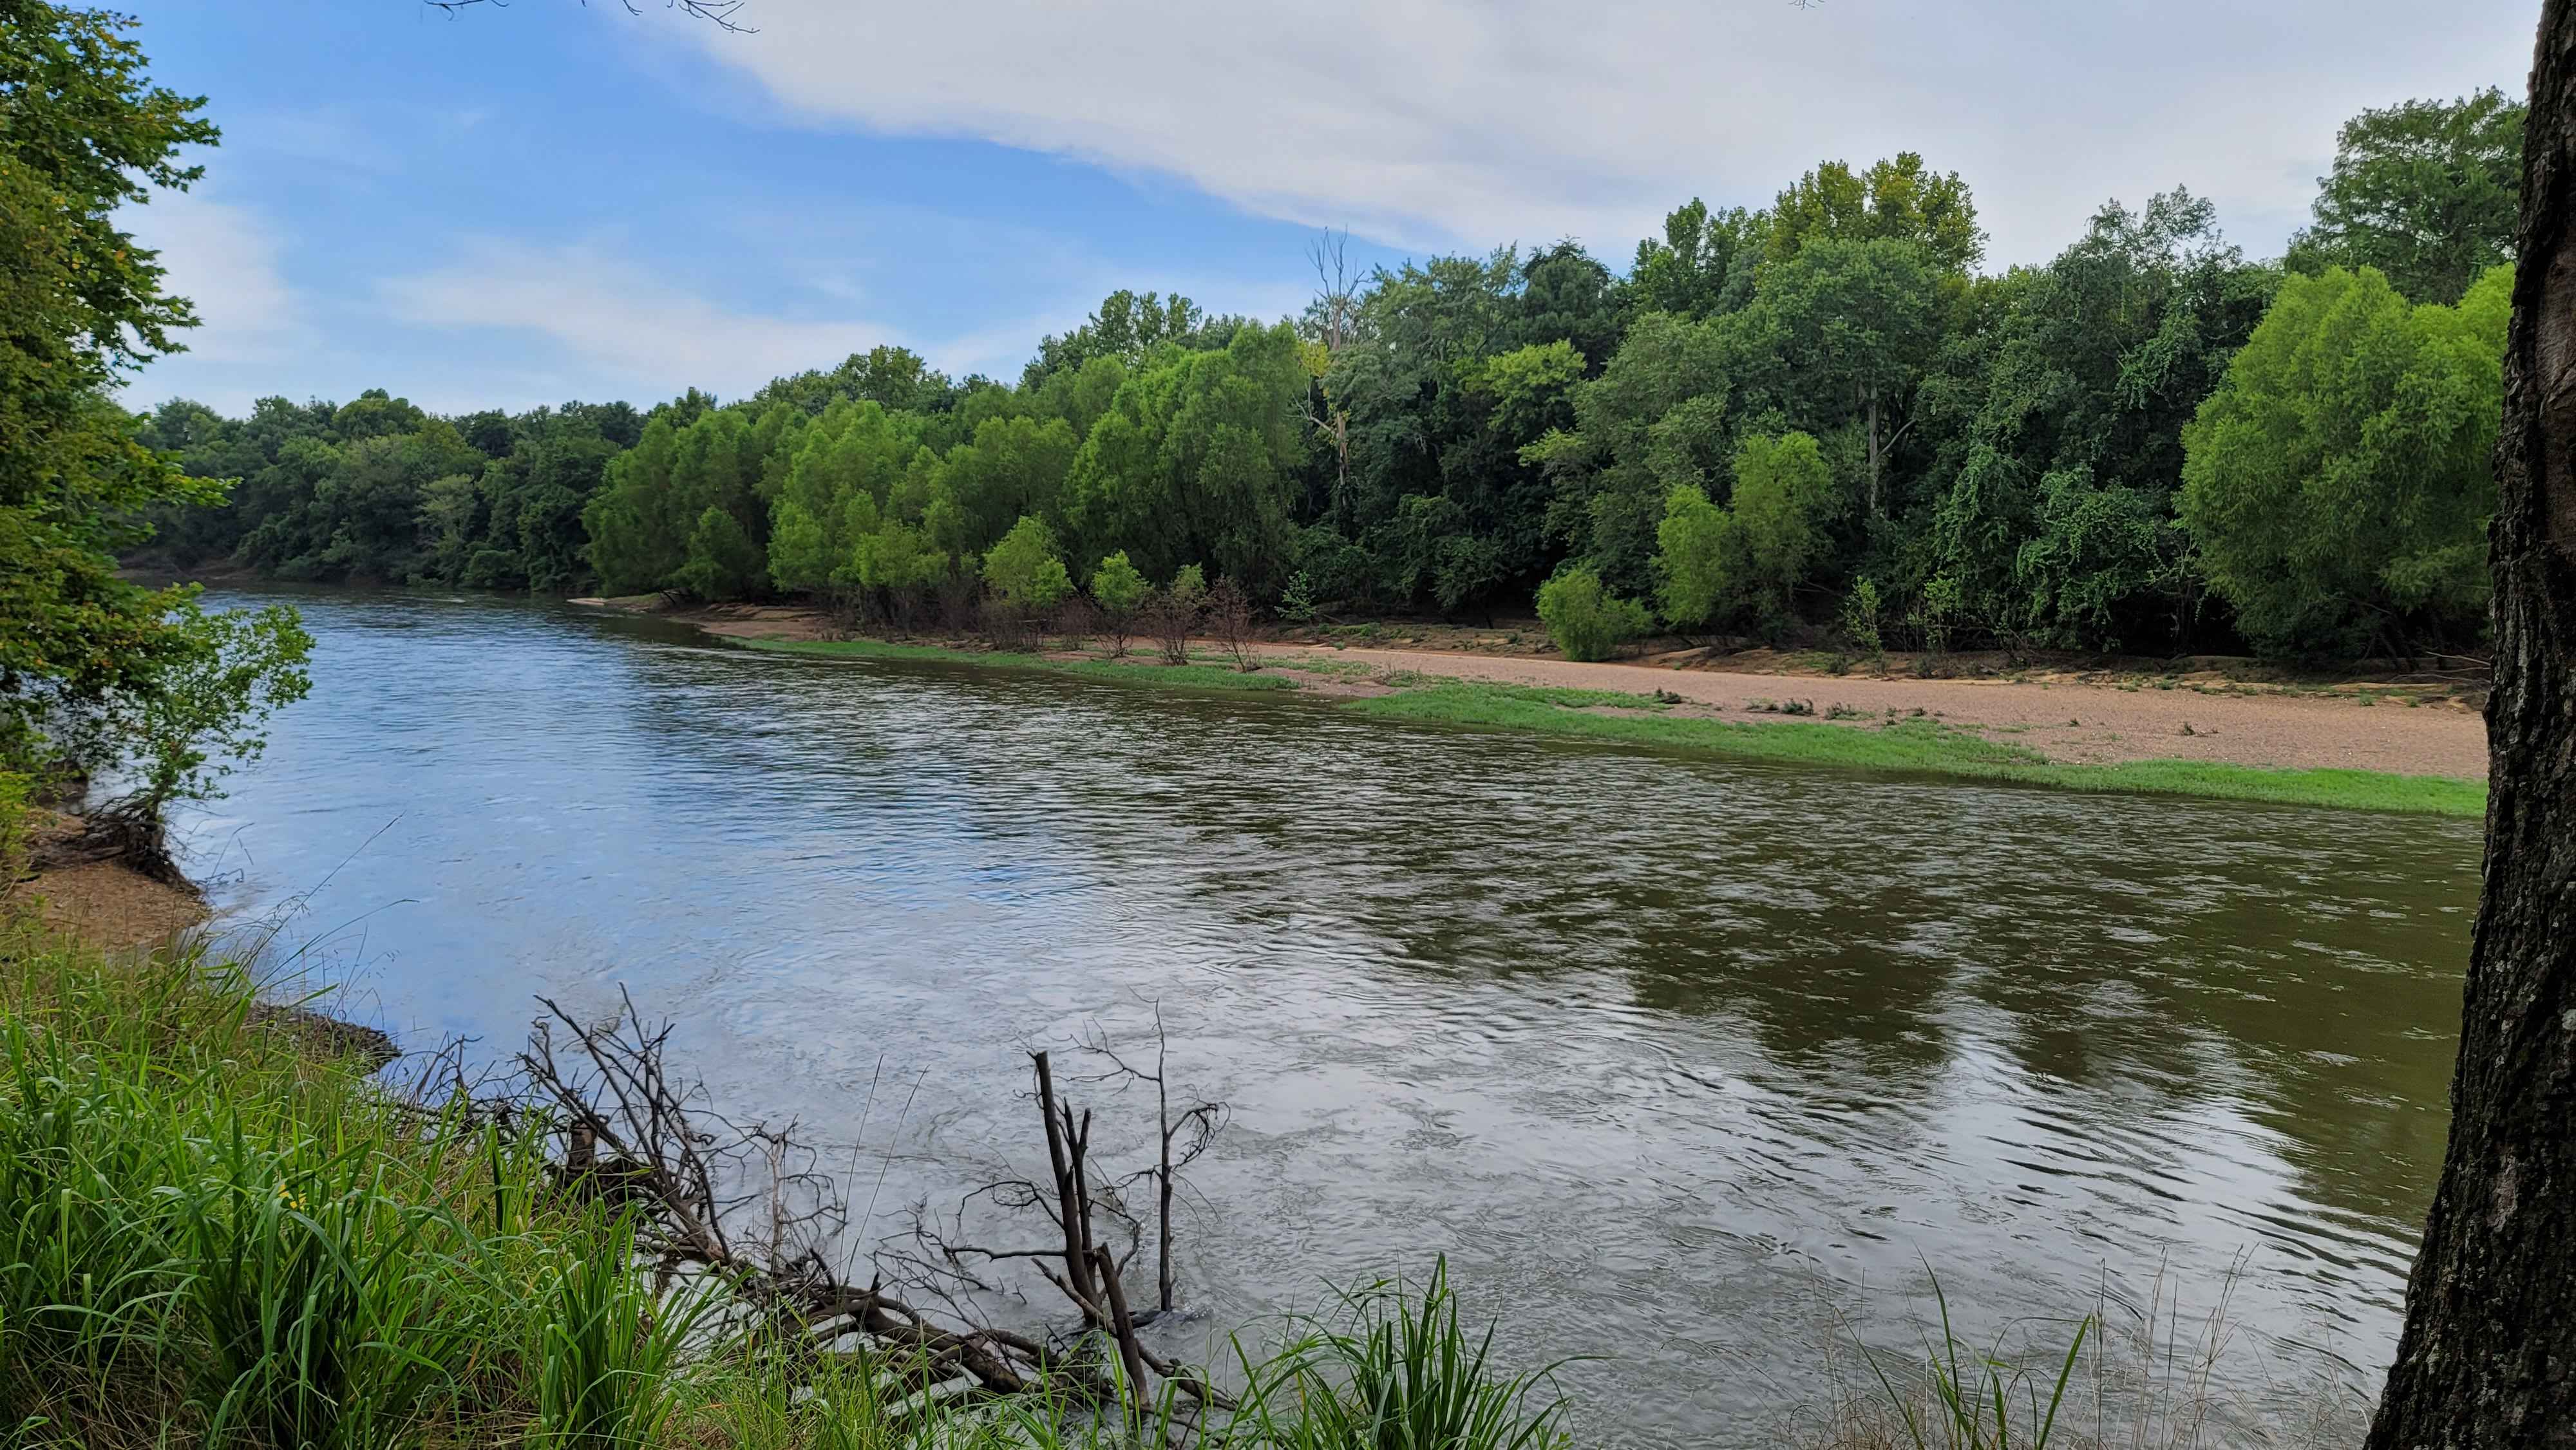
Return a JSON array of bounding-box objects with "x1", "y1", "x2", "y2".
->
[{"x1": 181, "y1": 588, "x2": 2477, "y2": 1444}]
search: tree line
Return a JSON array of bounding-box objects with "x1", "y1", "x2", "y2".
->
[{"x1": 132, "y1": 89, "x2": 2523, "y2": 664}]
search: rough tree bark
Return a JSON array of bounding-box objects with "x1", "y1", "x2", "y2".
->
[{"x1": 2367, "y1": 4, "x2": 2576, "y2": 1444}]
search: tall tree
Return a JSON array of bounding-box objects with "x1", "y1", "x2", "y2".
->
[
  {"x1": 1631, "y1": 198, "x2": 1764, "y2": 320},
  {"x1": 1766, "y1": 153, "x2": 1985, "y2": 275},
  {"x1": 2366, "y1": 6, "x2": 2576, "y2": 1443},
  {"x1": 1927, "y1": 191, "x2": 2275, "y2": 653},
  {"x1": 0, "y1": 0, "x2": 308, "y2": 860},
  {"x1": 1732, "y1": 238, "x2": 1947, "y2": 519},
  {"x1": 2290, "y1": 88, "x2": 2526, "y2": 305}
]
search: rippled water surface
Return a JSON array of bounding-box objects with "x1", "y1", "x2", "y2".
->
[{"x1": 184, "y1": 589, "x2": 2477, "y2": 1444}]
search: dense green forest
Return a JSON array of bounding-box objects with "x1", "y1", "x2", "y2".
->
[{"x1": 132, "y1": 89, "x2": 2522, "y2": 663}]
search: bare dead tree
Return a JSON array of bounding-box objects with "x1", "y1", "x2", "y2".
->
[
  {"x1": 1206, "y1": 579, "x2": 1260, "y2": 673},
  {"x1": 422, "y1": 0, "x2": 754, "y2": 32},
  {"x1": 1073, "y1": 1006, "x2": 1228, "y2": 1313},
  {"x1": 883, "y1": 1047, "x2": 1237, "y2": 1420},
  {"x1": 1302, "y1": 229, "x2": 1363, "y2": 532},
  {"x1": 1146, "y1": 587, "x2": 1202, "y2": 667},
  {"x1": 518, "y1": 993, "x2": 1064, "y2": 1400},
  {"x1": 1056, "y1": 595, "x2": 1101, "y2": 654}
]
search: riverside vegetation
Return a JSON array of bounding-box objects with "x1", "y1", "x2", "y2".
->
[
  {"x1": 128, "y1": 91, "x2": 2522, "y2": 678},
  {"x1": 0, "y1": 0, "x2": 2557, "y2": 1444},
  {"x1": 0, "y1": 907, "x2": 2365, "y2": 1450}
]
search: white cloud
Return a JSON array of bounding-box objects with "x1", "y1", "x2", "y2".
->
[
  {"x1": 374, "y1": 238, "x2": 1322, "y2": 405},
  {"x1": 379, "y1": 240, "x2": 996, "y2": 400},
  {"x1": 125, "y1": 189, "x2": 312, "y2": 366},
  {"x1": 684, "y1": 0, "x2": 2537, "y2": 265}
]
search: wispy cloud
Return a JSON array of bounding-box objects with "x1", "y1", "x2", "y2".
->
[
  {"x1": 683, "y1": 0, "x2": 2533, "y2": 265},
  {"x1": 126, "y1": 189, "x2": 313, "y2": 366}
]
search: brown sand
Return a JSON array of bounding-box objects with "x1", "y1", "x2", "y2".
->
[
  {"x1": 9, "y1": 858, "x2": 209, "y2": 952},
  {"x1": 573, "y1": 599, "x2": 2488, "y2": 778},
  {"x1": 1259, "y1": 644, "x2": 2488, "y2": 777}
]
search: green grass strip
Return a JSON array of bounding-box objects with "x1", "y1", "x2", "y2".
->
[
  {"x1": 739, "y1": 640, "x2": 2481, "y2": 818},
  {"x1": 1345, "y1": 683, "x2": 2486, "y2": 818},
  {"x1": 741, "y1": 635, "x2": 1298, "y2": 691}
]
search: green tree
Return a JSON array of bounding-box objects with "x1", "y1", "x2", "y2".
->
[
  {"x1": 1925, "y1": 191, "x2": 2276, "y2": 652},
  {"x1": 1022, "y1": 288, "x2": 1238, "y2": 388},
  {"x1": 2288, "y1": 88, "x2": 2524, "y2": 305},
  {"x1": 1525, "y1": 310, "x2": 1734, "y2": 599},
  {"x1": 0, "y1": 0, "x2": 308, "y2": 839},
  {"x1": 1090, "y1": 550, "x2": 1149, "y2": 654},
  {"x1": 933, "y1": 414, "x2": 1079, "y2": 553},
  {"x1": 1090, "y1": 551, "x2": 1148, "y2": 614},
  {"x1": 1061, "y1": 324, "x2": 1311, "y2": 590},
  {"x1": 1323, "y1": 243, "x2": 1624, "y2": 610},
  {"x1": 1766, "y1": 153, "x2": 1985, "y2": 274},
  {"x1": 69, "y1": 599, "x2": 312, "y2": 876},
  {"x1": 674, "y1": 504, "x2": 764, "y2": 601},
  {"x1": 1654, "y1": 432, "x2": 1839, "y2": 632},
  {"x1": 2179, "y1": 265, "x2": 2508, "y2": 657},
  {"x1": 983, "y1": 515, "x2": 1073, "y2": 610},
  {"x1": 1730, "y1": 238, "x2": 1946, "y2": 519},
  {"x1": 1631, "y1": 198, "x2": 1764, "y2": 319},
  {"x1": 585, "y1": 417, "x2": 687, "y2": 594},
  {"x1": 766, "y1": 499, "x2": 833, "y2": 594}
]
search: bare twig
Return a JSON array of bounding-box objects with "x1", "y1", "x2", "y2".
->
[{"x1": 421, "y1": 0, "x2": 755, "y2": 33}]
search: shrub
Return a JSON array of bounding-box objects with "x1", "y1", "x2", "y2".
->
[
  {"x1": 1536, "y1": 567, "x2": 1652, "y2": 663},
  {"x1": 1841, "y1": 579, "x2": 1884, "y2": 655},
  {"x1": 1146, "y1": 565, "x2": 1209, "y2": 666},
  {"x1": 1277, "y1": 570, "x2": 1325, "y2": 627},
  {"x1": 1208, "y1": 578, "x2": 1259, "y2": 672},
  {"x1": 1091, "y1": 551, "x2": 1150, "y2": 656}
]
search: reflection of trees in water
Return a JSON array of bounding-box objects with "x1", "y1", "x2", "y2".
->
[{"x1": 611, "y1": 635, "x2": 2477, "y2": 1263}]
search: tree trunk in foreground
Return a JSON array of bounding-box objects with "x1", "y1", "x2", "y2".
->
[{"x1": 2368, "y1": 4, "x2": 2576, "y2": 1444}]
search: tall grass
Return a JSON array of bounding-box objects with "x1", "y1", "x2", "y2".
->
[
  {"x1": 0, "y1": 925, "x2": 1578, "y2": 1450},
  {"x1": 1854, "y1": 1274, "x2": 2087, "y2": 1450},
  {"x1": 1223, "y1": 1259, "x2": 1571, "y2": 1450}
]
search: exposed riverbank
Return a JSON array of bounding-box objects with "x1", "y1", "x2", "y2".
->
[{"x1": 585, "y1": 598, "x2": 2490, "y2": 816}]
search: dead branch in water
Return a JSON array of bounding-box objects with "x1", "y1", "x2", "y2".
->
[
  {"x1": 514, "y1": 990, "x2": 1233, "y2": 1415},
  {"x1": 1070, "y1": 1006, "x2": 1229, "y2": 1312}
]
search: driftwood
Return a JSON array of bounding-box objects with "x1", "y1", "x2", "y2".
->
[{"x1": 513, "y1": 990, "x2": 1233, "y2": 1419}]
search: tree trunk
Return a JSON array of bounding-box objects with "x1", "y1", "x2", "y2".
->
[
  {"x1": 2367, "y1": 5, "x2": 2576, "y2": 1443},
  {"x1": 1863, "y1": 387, "x2": 1884, "y2": 519}
]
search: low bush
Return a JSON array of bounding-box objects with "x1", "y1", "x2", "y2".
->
[{"x1": 1536, "y1": 567, "x2": 1653, "y2": 663}]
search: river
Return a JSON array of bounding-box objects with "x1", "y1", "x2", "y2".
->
[{"x1": 180, "y1": 587, "x2": 2477, "y2": 1444}]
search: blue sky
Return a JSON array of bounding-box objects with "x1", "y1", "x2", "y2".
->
[{"x1": 122, "y1": 0, "x2": 2537, "y2": 417}]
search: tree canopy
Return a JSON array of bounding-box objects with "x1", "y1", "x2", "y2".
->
[
  {"x1": 2287, "y1": 88, "x2": 2524, "y2": 305},
  {"x1": 136, "y1": 96, "x2": 2525, "y2": 668},
  {"x1": 2, "y1": 0, "x2": 309, "y2": 858}
]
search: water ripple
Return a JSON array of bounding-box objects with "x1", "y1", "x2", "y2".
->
[{"x1": 183, "y1": 589, "x2": 2476, "y2": 1447}]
